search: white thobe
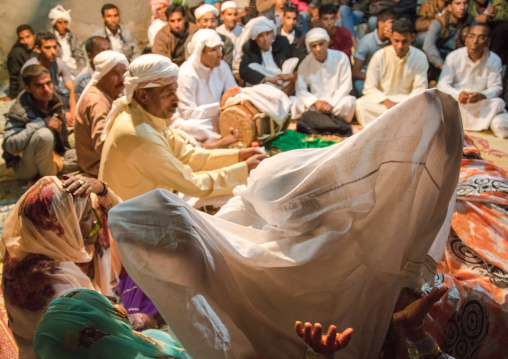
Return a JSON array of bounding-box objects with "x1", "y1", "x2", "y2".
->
[
  {"x1": 296, "y1": 49, "x2": 356, "y2": 121},
  {"x1": 437, "y1": 47, "x2": 508, "y2": 137},
  {"x1": 172, "y1": 60, "x2": 237, "y2": 143},
  {"x1": 148, "y1": 18, "x2": 168, "y2": 46},
  {"x1": 55, "y1": 31, "x2": 77, "y2": 71},
  {"x1": 356, "y1": 45, "x2": 429, "y2": 126}
]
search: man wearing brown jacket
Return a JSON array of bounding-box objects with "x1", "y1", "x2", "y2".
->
[{"x1": 152, "y1": 4, "x2": 198, "y2": 66}]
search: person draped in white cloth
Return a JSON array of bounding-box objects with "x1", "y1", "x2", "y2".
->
[
  {"x1": 356, "y1": 19, "x2": 429, "y2": 127},
  {"x1": 437, "y1": 23, "x2": 508, "y2": 138},
  {"x1": 99, "y1": 54, "x2": 267, "y2": 202},
  {"x1": 171, "y1": 29, "x2": 240, "y2": 143},
  {"x1": 295, "y1": 28, "x2": 356, "y2": 129},
  {"x1": 107, "y1": 88, "x2": 463, "y2": 359}
]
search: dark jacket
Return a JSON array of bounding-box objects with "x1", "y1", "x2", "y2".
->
[
  {"x1": 2, "y1": 91, "x2": 69, "y2": 168},
  {"x1": 7, "y1": 42, "x2": 37, "y2": 98},
  {"x1": 277, "y1": 26, "x2": 307, "y2": 53},
  {"x1": 239, "y1": 34, "x2": 306, "y2": 85},
  {"x1": 53, "y1": 29, "x2": 87, "y2": 75}
]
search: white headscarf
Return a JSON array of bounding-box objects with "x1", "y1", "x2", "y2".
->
[
  {"x1": 102, "y1": 54, "x2": 179, "y2": 140},
  {"x1": 194, "y1": 4, "x2": 219, "y2": 20},
  {"x1": 74, "y1": 51, "x2": 129, "y2": 119},
  {"x1": 221, "y1": 1, "x2": 237, "y2": 12},
  {"x1": 238, "y1": 16, "x2": 277, "y2": 57},
  {"x1": 149, "y1": 0, "x2": 170, "y2": 23},
  {"x1": 187, "y1": 29, "x2": 224, "y2": 67},
  {"x1": 48, "y1": 5, "x2": 72, "y2": 26},
  {"x1": 305, "y1": 28, "x2": 330, "y2": 52}
]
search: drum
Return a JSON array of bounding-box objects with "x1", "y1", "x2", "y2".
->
[{"x1": 219, "y1": 99, "x2": 289, "y2": 146}]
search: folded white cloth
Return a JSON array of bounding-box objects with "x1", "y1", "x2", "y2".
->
[{"x1": 109, "y1": 89, "x2": 463, "y2": 359}]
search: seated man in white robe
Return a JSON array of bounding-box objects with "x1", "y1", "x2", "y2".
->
[
  {"x1": 356, "y1": 19, "x2": 429, "y2": 127},
  {"x1": 295, "y1": 28, "x2": 356, "y2": 136},
  {"x1": 99, "y1": 54, "x2": 268, "y2": 202},
  {"x1": 190, "y1": 4, "x2": 235, "y2": 69},
  {"x1": 239, "y1": 16, "x2": 305, "y2": 96},
  {"x1": 171, "y1": 29, "x2": 240, "y2": 143},
  {"x1": 437, "y1": 23, "x2": 508, "y2": 138}
]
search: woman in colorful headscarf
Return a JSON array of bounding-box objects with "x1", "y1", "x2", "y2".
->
[
  {"x1": 34, "y1": 288, "x2": 188, "y2": 359},
  {"x1": 0, "y1": 176, "x2": 121, "y2": 359}
]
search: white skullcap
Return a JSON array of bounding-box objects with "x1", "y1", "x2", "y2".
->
[
  {"x1": 48, "y1": 5, "x2": 72, "y2": 26},
  {"x1": 194, "y1": 4, "x2": 219, "y2": 20},
  {"x1": 221, "y1": 1, "x2": 237, "y2": 12},
  {"x1": 102, "y1": 54, "x2": 179, "y2": 140},
  {"x1": 305, "y1": 27, "x2": 330, "y2": 52},
  {"x1": 187, "y1": 29, "x2": 224, "y2": 66},
  {"x1": 74, "y1": 51, "x2": 129, "y2": 121}
]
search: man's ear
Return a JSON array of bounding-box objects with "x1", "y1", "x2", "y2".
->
[
  {"x1": 411, "y1": 33, "x2": 416, "y2": 43},
  {"x1": 34, "y1": 45, "x2": 41, "y2": 54},
  {"x1": 24, "y1": 84, "x2": 31, "y2": 94},
  {"x1": 101, "y1": 15, "x2": 106, "y2": 23},
  {"x1": 134, "y1": 88, "x2": 148, "y2": 105}
]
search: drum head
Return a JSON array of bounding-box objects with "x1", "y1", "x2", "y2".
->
[{"x1": 219, "y1": 105, "x2": 257, "y2": 146}]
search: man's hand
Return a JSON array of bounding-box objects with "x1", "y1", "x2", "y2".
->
[
  {"x1": 486, "y1": 6, "x2": 497, "y2": 18},
  {"x1": 393, "y1": 286, "x2": 448, "y2": 342},
  {"x1": 238, "y1": 147, "x2": 263, "y2": 161},
  {"x1": 458, "y1": 91, "x2": 471, "y2": 104},
  {"x1": 467, "y1": 92, "x2": 486, "y2": 104},
  {"x1": 315, "y1": 100, "x2": 333, "y2": 113},
  {"x1": 383, "y1": 99, "x2": 398, "y2": 109},
  {"x1": 279, "y1": 74, "x2": 296, "y2": 83},
  {"x1": 62, "y1": 175, "x2": 106, "y2": 198},
  {"x1": 220, "y1": 86, "x2": 242, "y2": 107},
  {"x1": 66, "y1": 111, "x2": 74, "y2": 127},
  {"x1": 245, "y1": 153, "x2": 269, "y2": 173},
  {"x1": 47, "y1": 116, "x2": 62, "y2": 133},
  {"x1": 295, "y1": 321, "x2": 353, "y2": 355}
]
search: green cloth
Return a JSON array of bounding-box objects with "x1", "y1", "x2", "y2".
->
[
  {"x1": 34, "y1": 288, "x2": 188, "y2": 359},
  {"x1": 265, "y1": 130, "x2": 342, "y2": 152},
  {"x1": 468, "y1": 0, "x2": 508, "y2": 21}
]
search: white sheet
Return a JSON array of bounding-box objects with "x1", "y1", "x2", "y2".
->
[{"x1": 108, "y1": 89, "x2": 463, "y2": 358}]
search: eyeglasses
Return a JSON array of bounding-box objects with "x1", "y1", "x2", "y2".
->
[
  {"x1": 84, "y1": 208, "x2": 103, "y2": 243},
  {"x1": 465, "y1": 34, "x2": 489, "y2": 41}
]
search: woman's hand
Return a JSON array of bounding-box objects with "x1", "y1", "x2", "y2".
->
[{"x1": 62, "y1": 175, "x2": 106, "y2": 198}]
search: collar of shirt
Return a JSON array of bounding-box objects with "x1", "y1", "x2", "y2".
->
[
  {"x1": 466, "y1": 47, "x2": 490, "y2": 65},
  {"x1": 131, "y1": 99, "x2": 167, "y2": 133},
  {"x1": 388, "y1": 45, "x2": 411, "y2": 62},
  {"x1": 54, "y1": 30, "x2": 68, "y2": 42},
  {"x1": 373, "y1": 30, "x2": 389, "y2": 46},
  {"x1": 106, "y1": 26, "x2": 122, "y2": 38},
  {"x1": 281, "y1": 28, "x2": 295, "y2": 41}
]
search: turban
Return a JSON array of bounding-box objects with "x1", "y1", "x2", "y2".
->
[
  {"x1": 48, "y1": 5, "x2": 71, "y2": 26},
  {"x1": 102, "y1": 54, "x2": 179, "y2": 140},
  {"x1": 194, "y1": 4, "x2": 219, "y2": 20},
  {"x1": 238, "y1": 16, "x2": 277, "y2": 57},
  {"x1": 221, "y1": 1, "x2": 237, "y2": 12},
  {"x1": 305, "y1": 28, "x2": 330, "y2": 52},
  {"x1": 149, "y1": 0, "x2": 170, "y2": 22},
  {"x1": 74, "y1": 51, "x2": 129, "y2": 119},
  {"x1": 187, "y1": 29, "x2": 224, "y2": 67}
]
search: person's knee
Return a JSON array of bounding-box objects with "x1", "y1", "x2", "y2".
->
[
  {"x1": 31, "y1": 128, "x2": 55, "y2": 149},
  {"x1": 490, "y1": 113, "x2": 508, "y2": 138}
]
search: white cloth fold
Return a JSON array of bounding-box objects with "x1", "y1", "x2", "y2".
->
[
  {"x1": 109, "y1": 89, "x2": 463, "y2": 359},
  {"x1": 48, "y1": 4, "x2": 71, "y2": 26},
  {"x1": 102, "y1": 54, "x2": 178, "y2": 141}
]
